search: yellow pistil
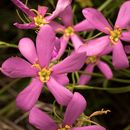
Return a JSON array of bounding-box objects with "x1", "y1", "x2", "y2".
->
[
  {"x1": 34, "y1": 15, "x2": 49, "y2": 27},
  {"x1": 64, "y1": 26, "x2": 74, "y2": 37},
  {"x1": 32, "y1": 64, "x2": 52, "y2": 83},
  {"x1": 58, "y1": 125, "x2": 71, "y2": 130},
  {"x1": 105, "y1": 26, "x2": 122, "y2": 44},
  {"x1": 86, "y1": 56, "x2": 97, "y2": 64}
]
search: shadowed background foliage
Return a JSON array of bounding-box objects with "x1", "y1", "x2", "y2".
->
[{"x1": 0, "y1": 0, "x2": 130, "y2": 130}]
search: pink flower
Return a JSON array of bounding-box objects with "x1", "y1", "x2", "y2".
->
[
  {"x1": 49, "y1": 5, "x2": 95, "y2": 59},
  {"x1": 29, "y1": 92, "x2": 105, "y2": 130},
  {"x1": 78, "y1": 40, "x2": 113, "y2": 85},
  {"x1": 1, "y1": 25, "x2": 86, "y2": 111},
  {"x1": 11, "y1": 0, "x2": 72, "y2": 29},
  {"x1": 83, "y1": 1, "x2": 130, "y2": 69}
]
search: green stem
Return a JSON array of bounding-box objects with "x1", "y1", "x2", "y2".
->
[
  {"x1": 98, "y1": 0, "x2": 112, "y2": 11},
  {"x1": 0, "y1": 41, "x2": 17, "y2": 48}
]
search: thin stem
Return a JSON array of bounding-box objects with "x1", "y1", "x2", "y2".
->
[{"x1": 98, "y1": 0, "x2": 112, "y2": 11}]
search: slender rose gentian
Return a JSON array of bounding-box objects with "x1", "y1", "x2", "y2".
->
[
  {"x1": 1, "y1": 25, "x2": 86, "y2": 111},
  {"x1": 11, "y1": 0, "x2": 72, "y2": 29},
  {"x1": 50, "y1": 5, "x2": 95, "y2": 59},
  {"x1": 83, "y1": 1, "x2": 130, "y2": 69},
  {"x1": 29, "y1": 92, "x2": 105, "y2": 130},
  {"x1": 78, "y1": 39, "x2": 113, "y2": 85}
]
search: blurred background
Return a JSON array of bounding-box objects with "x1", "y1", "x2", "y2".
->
[{"x1": 0, "y1": 0, "x2": 130, "y2": 130}]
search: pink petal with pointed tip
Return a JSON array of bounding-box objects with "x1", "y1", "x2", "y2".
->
[
  {"x1": 74, "y1": 19, "x2": 95, "y2": 32},
  {"x1": 78, "y1": 36, "x2": 110, "y2": 56},
  {"x1": 18, "y1": 38, "x2": 37, "y2": 64},
  {"x1": 97, "y1": 61, "x2": 113, "y2": 79},
  {"x1": 14, "y1": 22, "x2": 36, "y2": 29},
  {"x1": 71, "y1": 125, "x2": 106, "y2": 130},
  {"x1": 38, "y1": 6, "x2": 48, "y2": 16},
  {"x1": 78, "y1": 64, "x2": 94, "y2": 85},
  {"x1": 63, "y1": 92, "x2": 87, "y2": 126},
  {"x1": 36, "y1": 25, "x2": 55, "y2": 67},
  {"x1": 11, "y1": 0, "x2": 35, "y2": 18},
  {"x1": 47, "y1": 77, "x2": 73, "y2": 106},
  {"x1": 1, "y1": 57, "x2": 37, "y2": 78},
  {"x1": 124, "y1": 45, "x2": 130, "y2": 54},
  {"x1": 29, "y1": 107, "x2": 57, "y2": 130},
  {"x1": 60, "y1": 5, "x2": 73, "y2": 26},
  {"x1": 120, "y1": 31, "x2": 130, "y2": 42},
  {"x1": 112, "y1": 40, "x2": 129, "y2": 69},
  {"x1": 83, "y1": 8, "x2": 112, "y2": 34},
  {"x1": 71, "y1": 34, "x2": 83, "y2": 50},
  {"x1": 115, "y1": 1, "x2": 130, "y2": 28},
  {"x1": 47, "y1": 0, "x2": 72, "y2": 21},
  {"x1": 16, "y1": 78, "x2": 43, "y2": 111},
  {"x1": 52, "y1": 52, "x2": 86, "y2": 74}
]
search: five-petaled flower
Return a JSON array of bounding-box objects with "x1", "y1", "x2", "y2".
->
[
  {"x1": 1, "y1": 25, "x2": 86, "y2": 111},
  {"x1": 83, "y1": 1, "x2": 130, "y2": 69},
  {"x1": 29, "y1": 92, "x2": 106, "y2": 130},
  {"x1": 11, "y1": 0, "x2": 72, "y2": 29}
]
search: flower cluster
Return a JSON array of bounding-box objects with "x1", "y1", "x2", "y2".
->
[{"x1": 1, "y1": 0, "x2": 130, "y2": 130}]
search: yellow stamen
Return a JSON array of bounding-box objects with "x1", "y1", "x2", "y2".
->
[
  {"x1": 32, "y1": 64, "x2": 51, "y2": 82},
  {"x1": 105, "y1": 26, "x2": 122, "y2": 44},
  {"x1": 58, "y1": 125, "x2": 71, "y2": 130},
  {"x1": 64, "y1": 26, "x2": 74, "y2": 37},
  {"x1": 86, "y1": 56, "x2": 97, "y2": 64},
  {"x1": 34, "y1": 15, "x2": 49, "y2": 27}
]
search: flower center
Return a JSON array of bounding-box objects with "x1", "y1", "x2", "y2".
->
[
  {"x1": 34, "y1": 15, "x2": 48, "y2": 27},
  {"x1": 86, "y1": 56, "x2": 97, "y2": 64},
  {"x1": 58, "y1": 125, "x2": 71, "y2": 130},
  {"x1": 64, "y1": 26, "x2": 74, "y2": 36},
  {"x1": 32, "y1": 64, "x2": 51, "y2": 82},
  {"x1": 106, "y1": 27, "x2": 122, "y2": 44}
]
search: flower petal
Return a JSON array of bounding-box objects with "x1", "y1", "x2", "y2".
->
[
  {"x1": 82, "y1": 8, "x2": 112, "y2": 34},
  {"x1": 36, "y1": 25, "x2": 55, "y2": 67},
  {"x1": 11, "y1": 0, "x2": 35, "y2": 18},
  {"x1": 78, "y1": 64, "x2": 94, "y2": 85},
  {"x1": 49, "y1": 21, "x2": 65, "y2": 32},
  {"x1": 18, "y1": 38, "x2": 37, "y2": 64},
  {"x1": 112, "y1": 40, "x2": 129, "y2": 69},
  {"x1": 78, "y1": 36, "x2": 110, "y2": 56},
  {"x1": 52, "y1": 52, "x2": 86, "y2": 74},
  {"x1": 53, "y1": 37, "x2": 69, "y2": 60},
  {"x1": 14, "y1": 22, "x2": 36, "y2": 29},
  {"x1": 115, "y1": 1, "x2": 130, "y2": 28},
  {"x1": 16, "y1": 78, "x2": 43, "y2": 111},
  {"x1": 120, "y1": 31, "x2": 130, "y2": 42},
  {"x1": 29, "y1": 107, "x2": 57, "y2": 130},
  {"x1": 71, "y1": 125, "x2": 106, "y2": 130},
  {"x1": 47, "y1": 77, "x2": 73, "y2": 106},
  {"x1": 63, "y1": 92, "x2": 87, "y2": 126},
  {"x1": 74, "y1": 19, "x2": 95, "y2": 32},
  {"x1": 124, "y1": 45, "x2": 130, "y2": 54},
  {"x1": 1, "y1": 57, "x2": 37, "y2": 78},
  {"x1": 59, "y1": 5, "x2": 73, "y2": 26},
  {"x1": 38, "y1": 6, "x2": 48, "y2": 16},
  {"x1": 71, "y1": 34, "x2": 83, "y2": 50},
  {"x1": 97, "y1": 61, "x2": 113, "y2": 79},
  {"x1": 47, "y1": 0, "x2": 72, "y2": 21},
  {"x1": 52, "y1": 74, "x2": 69, "y2": 86}
]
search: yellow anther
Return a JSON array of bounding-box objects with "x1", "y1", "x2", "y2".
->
[
  {"x1": 38, "y1": 68, "x2": 52, "y2": 82},
  {"x1": 32, "y1": 64, "x2": 51, "y2": 82},
  {"x1": 64, "y1": 26, "x2": 74, "y2": 37},
  {"x1": 105, "y1": 27, "x2": 122, "y2": 44},
  {"x1": 58, "y1": 125, "x2": 71, "y2": 130},
  {"x1": 86, "y1": 56, "x2": 97, "y2": 64},
  {"x1": 34, "y1": 15, "x2": 49, "y2": 27}
]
